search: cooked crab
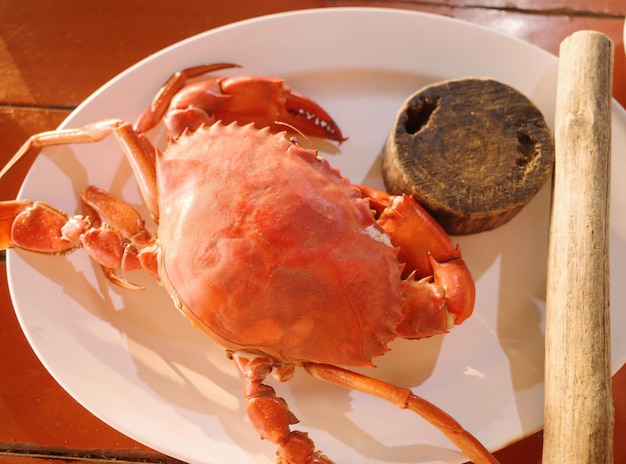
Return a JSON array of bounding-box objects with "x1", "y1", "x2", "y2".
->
[{"x1": 0, "y1": 64, "x2": 495, "y2": 464}]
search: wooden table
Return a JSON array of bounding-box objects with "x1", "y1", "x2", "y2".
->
[{"x1": 0, "y1": 1, "x2": 624, "y2": 463}]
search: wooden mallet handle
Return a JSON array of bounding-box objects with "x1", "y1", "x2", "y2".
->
[{"x1": 544, "y1": 30, "x2": 614, "y2": 463}]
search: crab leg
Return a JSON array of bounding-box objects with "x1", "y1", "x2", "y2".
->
[
  {"x1": 303, "y1": 363, "x2": 499, "y2": 464},
  {"x1": 231, "y1": 352, "x2": 333, "y2": 464},
  {"x1": 0, "y1": 119, "x2": 122, "y2": 180},
  {"x1": 0, "y1": 119, "x2": 160, "y2": 220}
]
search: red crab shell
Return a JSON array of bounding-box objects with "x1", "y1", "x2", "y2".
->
[{"x1": 156, "y1": 122, "x2": 404, "y2": 367}]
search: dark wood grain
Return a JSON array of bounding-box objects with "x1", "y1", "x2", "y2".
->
[{"x1": 382, "y1": 78, "x2": 554, "y2": 234}]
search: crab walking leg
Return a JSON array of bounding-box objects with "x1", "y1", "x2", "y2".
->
[
  {"x1": 0, "y1": 119, "x2": 121, "y2": 180},
  {"x1": 231, "y1": 352, "x2": 333, "y2": 464},
  {"x1": 303, "y1": 363, "x2": 499, "y2": 464},
  {"x1": 134, "y1": 62, "x2": 240, "y2": 134},
  {"x1": 0, "y1": 119, "x2": 160, "y2": 220}
]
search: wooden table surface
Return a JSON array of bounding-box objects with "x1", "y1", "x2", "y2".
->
[{"x1": 0, "y1": 1, "x2": 624, "y2": 463}]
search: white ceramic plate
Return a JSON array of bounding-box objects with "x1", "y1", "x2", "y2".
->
[{"x1": 7, "y1": 7, "x2": 626, "y2": 464}]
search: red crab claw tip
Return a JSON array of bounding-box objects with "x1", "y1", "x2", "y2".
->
[
  {"x1": 284, "y1": 91, "x2": 347, "y2": 143},
  {"x1": 430, "y1": 255, "x2": 475, "y2": 325},
  {"x1": 397, "y1": 255, "x2": 475, "y2": 339}
]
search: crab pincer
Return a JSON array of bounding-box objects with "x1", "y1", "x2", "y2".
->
[{"x1": 134, "y1": 62, "x2": 346, "y2": 143}]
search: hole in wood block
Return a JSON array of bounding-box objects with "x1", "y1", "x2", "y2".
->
[{"x1": 404, "y1": 97, "x2": 439, "y2": 135}]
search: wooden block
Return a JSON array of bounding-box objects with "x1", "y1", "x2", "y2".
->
[{"x1": 381, "y1": 77, "x2": 554, "y2": 235}]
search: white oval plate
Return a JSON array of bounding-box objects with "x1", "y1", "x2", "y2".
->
[{"x1": 7, "y1": 7, "x2": 626, "y2": 464}]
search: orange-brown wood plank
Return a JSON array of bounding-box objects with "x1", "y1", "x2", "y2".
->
[{"x1": 0, "y1": 1, "x2": 336, "y2": 108}]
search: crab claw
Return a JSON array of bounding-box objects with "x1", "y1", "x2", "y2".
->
[
  {"x1": 0, "y1": 200, "x2": 83, "y2": 254},
  {"x1": 356, "y1": 185, "x2": 476, "y2": 338},
  {"x1": 165, "y1": 75, "x2": 346, "y2": 142},
  {"x1": 357, "y1": 185, "x2": 458, "y2": 278},
  {"x1": 218, "y1": 76, "x2": 346, "y2": 142},
  {"x1": 0, "y1": 199, "x2": 146, "y2": 290},
  {"x1": 431, "y1": 253, "x2": 475, "y2": 326},
  {"x1": 280, "y1": 88, "x2": 347, "y2": 143},
  {"x1": 397, "y1": 255, "x2": 475, "y2": 338}
]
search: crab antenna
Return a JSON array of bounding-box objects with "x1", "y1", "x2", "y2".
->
[{"x1": 273, "y1": 120, "x2": 315, "y2": 149}]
